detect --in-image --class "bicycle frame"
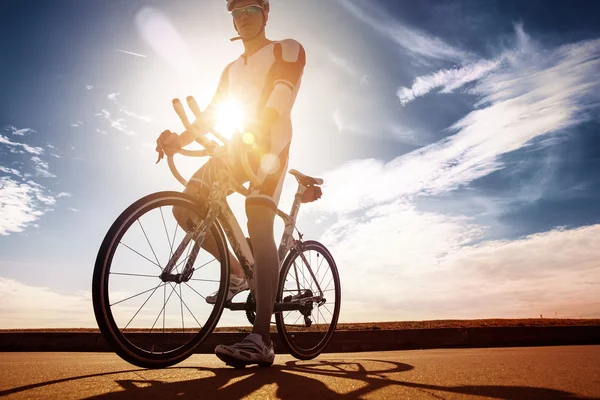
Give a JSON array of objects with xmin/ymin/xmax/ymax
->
[{"xmin": 160, "ymin": 160, "xmax": 323, "ymax": 303}]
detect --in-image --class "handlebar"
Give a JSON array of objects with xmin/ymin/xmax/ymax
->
[{"xmin": 162, "ymin": 96, "xmax": 262, "ymax": 190}]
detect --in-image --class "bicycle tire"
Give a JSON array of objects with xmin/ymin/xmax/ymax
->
[
  {"xmin": 275, "ymin": 240, "xmax": 341, "ymax": 360},
  {"xmin": 92, "ymin": 191, "xmax": 230, "ymax": 369}
]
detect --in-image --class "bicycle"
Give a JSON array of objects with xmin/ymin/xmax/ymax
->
[{"xmin": 92, "ymin": 96, "xmax": 341, "ymax": 369}]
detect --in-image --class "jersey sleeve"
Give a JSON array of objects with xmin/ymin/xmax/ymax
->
[{"xmin": 263, "ymin": 39, "xmax": 306, "ymax": 117}]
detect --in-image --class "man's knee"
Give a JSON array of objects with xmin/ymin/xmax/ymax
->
[
  {"xmin": 173, "ymin": 185, "xmax": 210, "ymax": 233},
  {"xmin": 246, "ymin": 204, "xmax": 276, "ymax": 239}
]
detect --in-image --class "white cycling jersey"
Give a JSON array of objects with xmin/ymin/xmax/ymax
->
[{"xmin": 206, "ymin": 39, "xmax": 306, "ymax": 160}]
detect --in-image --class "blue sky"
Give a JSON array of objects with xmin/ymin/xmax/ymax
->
[{"xmin": 1, "ymin": 0, "xmax": 599, "ymax": 328}]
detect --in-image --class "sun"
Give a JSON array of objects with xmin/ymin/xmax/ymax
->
[{"xmin": 213, "ymin": 98, "xmax": 245, "ymax": 139}]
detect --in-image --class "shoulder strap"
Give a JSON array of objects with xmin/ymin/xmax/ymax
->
[{"xmin": 273, "ymin": 42, "xmax": 282, "ymax": 62}]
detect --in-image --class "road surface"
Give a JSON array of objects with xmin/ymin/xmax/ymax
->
[{"xmin": 1, "ymin": 346, "xmax": 599, "ymax": 399}]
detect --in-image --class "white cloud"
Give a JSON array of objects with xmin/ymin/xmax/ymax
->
[
  {"xmin": 71, "ymin": 121, "xmax": 83, "ymax": 127},
  {"xmin": 116, "ymin": 49, "xmax": 147, "ymax": 58},
  {"xmin": 122, "ymin": 109, "xmax": 152, "ymax": 122},
  {"xmin": 336, "ymin": 0, "xmax": 472, "ymax": 62},
  {"xmin": 0, "ymin": 166, "xmax": 22, "ymax": 177},
  {"xmin": 86, "ymin": 85, "xmax": 94, "ymax": 90},
  {"xmin": 95, "ymin": 109, "xmax": 136, "ymax": 135},
  {"xmin": 332, "ymin": 109, "xmax": 362, "ymax": 133},
  {"xmin": 321, "ymin": 202, "xmax": 600, "ymax": 321},
  {"xmin": 31, "ymin": 156, "xmax": 56, "ymax": 178},
  {"xmin": 67, "ymin": 207, "xmax": 80, "ymax": 212},
  {"xmin": 398, "ymin": 58, "xmax": 503, "ymax": 105},
  {"xmin": 315, "ymin": 33, "xmax": 600, "ymax": 217},
  {"xmin": 108, "ymin": 93, "xmax": 119, "ymax": 102},
  {"xmin": 4, "ymin": 125, "xmax": 36, "ymax": 136},
  {"xmin": 327, "ymin": 52, "xmax": 360, "ymax": 78},
  {"xmin": 0, "ymin": 177, "xmax": 55, "ymax": 235},
  {"xmin": 57, "ymin": 192, "xmax": 72, "ymax": 198},
  {"xmin": 298, "ymin": 31, "xmax": 600, "ymax": 322},
  {"xmin": 0, "ymin": 135, "xmax": 44, "ymax": 155},
  {"xmin": 0, "ymin": 278, "xmax": 95, "ymax": 328}
]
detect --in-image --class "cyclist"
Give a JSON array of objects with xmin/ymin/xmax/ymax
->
[{"xmin": 157, "ymin": 0, "xmax": 306, "ymax": 367}]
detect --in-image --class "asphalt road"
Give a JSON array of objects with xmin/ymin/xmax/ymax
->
[{"xmin": 1, "ymin": 346, "xmax": 599, "ymax": 399}]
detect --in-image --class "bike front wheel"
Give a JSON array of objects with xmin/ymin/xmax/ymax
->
[
  {"xmin": 92, "ymin": 191, "xmax": 230, "ymax": 369},
  {"xmin": 275, "ymin": 240, "xmax": 341, "ymax": 360}
]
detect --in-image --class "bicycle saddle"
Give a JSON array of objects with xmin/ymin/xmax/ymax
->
[{"xmin": 289, "ymin": 169, "xmax": 324, "ymax": 186}]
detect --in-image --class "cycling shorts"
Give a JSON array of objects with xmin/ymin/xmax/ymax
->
[{"xmin": 186, "ymin": 145, "xmax": 290, "ymax": 212}]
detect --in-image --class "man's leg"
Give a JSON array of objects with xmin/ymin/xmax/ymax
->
[
  {"xmin": 172, "ymin": 163, "xmax": 244, "ymax": 278},
  {"xmin": 246, "ymin": 204, "xmax": 279, "ymax": 346}
]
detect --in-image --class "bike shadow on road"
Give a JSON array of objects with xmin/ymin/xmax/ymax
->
[{"xmin": 1, "ymin": 359, "xmax": 596, "ymax": 399}]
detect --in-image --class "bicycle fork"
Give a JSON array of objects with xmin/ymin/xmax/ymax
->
[{"xmin": 159, "ymin": 207, "xmax": 219, "ymax": 284}]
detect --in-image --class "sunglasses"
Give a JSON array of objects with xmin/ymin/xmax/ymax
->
[{"xmin": 230, "ymin": 5, "xmax": 264, "ymax": 19}]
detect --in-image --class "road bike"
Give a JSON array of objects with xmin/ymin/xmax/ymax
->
[{"xmin": 92, "ymin": 96, "xmax": 341, "ymax": 369}]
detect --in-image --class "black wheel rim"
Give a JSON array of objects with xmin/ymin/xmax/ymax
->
[
  {"xmin": 278, "ymin": 242, "xmax": 341, "ymax": 357},
  {"xmin": 96, "ymin": 194, "xmax": 228, "ymax": 362}
]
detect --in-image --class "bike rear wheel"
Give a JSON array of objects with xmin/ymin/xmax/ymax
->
[
  {"xmin": 275, "ymin": 240, "xmax": 341, "ymax": 360},
  {"xmin": 92, "ymin": 191, "xmax": 230, "ymax": 369}
]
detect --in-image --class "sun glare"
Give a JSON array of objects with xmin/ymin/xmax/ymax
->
[{"xmin": 214, "ymin": 98, "xmax": 245, "ymax": 139}]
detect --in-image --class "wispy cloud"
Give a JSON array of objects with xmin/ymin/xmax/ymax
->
[
  {"xmin": 4, "ymin": 125, "xmax": 36, "ymax": 136},
  {"xmin": 0, "ymin": 177, "xmax": 55, "ymax": 235},
  {"xmin": 122, "ymin": 109, "xmax": 152, "ymax": 122},
  {"xmin": 31, "ymin": 156, "xmax": 56, "ymax": 178},
  {"xmin": 336, "ymin": 0, "xmax": 472, "ymax": 62},
  {"xmin": 86, "ymin": 85, "xmax": 94, "ymax": 90},
  {"xmin": 398, "ymin": 58, "xmax": 503, "ymax": 105},
  {"xmin": 116, "ymin": 49, "xmax": 147, "ymax": 58},
  {"xmin": 0, "ymin": 166, "xmax": 22, "ymax": 177},
  {"xmin": 297, "ymin": 30, "xmax": 600, "ymax": 321},
  {"xmin": 95, "ymin": 109, "xmax": 136, "ymax": 135},
  {"xmin": 327, "ymin": 218, "xmax": 600, "ymax": 321},
  {"xmin": 0, "ymin": 277, "xmax": 94, "ymax": 328},
  {"xmin": 0, "ymin": 135, "xmax": 44, "ymax": 155},
  {"xmin": 315, "ymin": 32, "xmax": 600, "ymax": 216},
  {"xmin": 70, "ymin": 121, "xmax": 83, "ymax": 127}
]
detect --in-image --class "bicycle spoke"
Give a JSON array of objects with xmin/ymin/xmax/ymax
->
[
  {"xmin": 321, "ymin": 304, "xmax": 334, "ymax": 317},
  {"xmin": 179, "ymin": 284, "xmax": 184, "ymax": 333},
  {"xmin": 163, "ymin": 284, "xmax": 166, "ymax": 334},
  {"xmin": 188, "ymin": 278, "xmax": 220, "ymax": 283},
  {"xmin": 292, "ymin": 313, "xmax": 302, "ymax": 326},
  {"xmin": 160, "ymin": 207, "xmax": 182, "ymax": 275},
  {"xmin": 121, "ymin": 282, "xmax": 164, "ymax": 330},
  {"xmin": 149, "ymin": 283, "xmax": 177, "ymax": 333},
  {"xmin": 322, "ymin": 275, "xmax": 334, "ymax": 293},
  {"xmin": 171, "ymin": 221, "xmax": 179, "ymax": 257},
  {"xmin": 120, "ymin": 242, "xmax": 162, "ymax": 271},
  {"xmin": 317, "ymin": 307, "xmax": 330, "ymax": 326},
  {"xmin": 137, "ymin": 218, "xmax": 162, "ymax": 270},
  {"xmin": 183, "ymin": 282, "xmax": 207, "ymax": 301},
  {"xmin": 110, "ymin": 272, "xmax": 158, "ymax": 278},
  {"xmin": 159, "ymin": 207, "xmax": 173, "ymax": 260},
  {"xmin": 111, "ymin": 283, "xmax": 164, "ymax": 307},
  {"xmin": 169, "ymin": 282, "xmax": 203, "ymax": 329},
  {"xmin": 315, "ymin": 255, "xmax": 326, "ymax": 283},
  {"xmin": 193, "ymin": 258, "xmax": 217, "ymax": 272}
]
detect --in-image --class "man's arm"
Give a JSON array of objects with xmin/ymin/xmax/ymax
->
[{"xmin": 252, "ymin": 40, "xmax": 306, "ymax": 141}]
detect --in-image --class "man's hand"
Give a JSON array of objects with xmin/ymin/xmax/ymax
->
[{"xmin": 155, "ymin": 130, "xmax": 182, "ymax": 163}]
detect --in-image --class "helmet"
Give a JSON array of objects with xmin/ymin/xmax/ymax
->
[{"xmin": 227, "ymin": 0, "xmax": 269, "ymax": 12}]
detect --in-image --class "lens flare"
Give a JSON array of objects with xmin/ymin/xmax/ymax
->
[{"xmin": 214, "ymin": 98, "xmax": 245, "ymax": 138}]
